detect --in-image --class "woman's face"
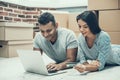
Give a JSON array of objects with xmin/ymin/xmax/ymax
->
[{"xmin": 77, "ymin": 19, "xmax": 92, "ymax": 37}]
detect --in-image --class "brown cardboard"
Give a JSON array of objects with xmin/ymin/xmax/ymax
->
[
  {"xmin": 41, "ymin": 10, "xmax": 69, "ymax": 28},
  {"xmin": 68, "ymin": 13, "xmax": 79, "ymax": 32},
  {"xmin": 0, "ymin": 22, "xmax": 34, "ymax": 40},
  {"xmin": 0, "ymin": 40, "xmax": 33, "ymax": 57},
  {"xmin": 107, "ymin": 32, "xmax": 120, "ymax": 44},
  {"xmin": 88, "ymin": 0, "xmax": 119, "ymax": 10},
  {"xmin": 53, "ymin": 13, "xmax": 68, "ymax": 28},
  {"xmin": 118, "ymin": 0, "xmax": 120, "ymax": 9},
  {"xmin": 99, "ymin": 10, "xmax": 120, "ymax": 32}
]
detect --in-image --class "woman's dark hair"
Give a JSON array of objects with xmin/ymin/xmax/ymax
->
[
  {"xmin": 76, "ymin": 11, "xmax": 101, "ymax": 34},
  {"xmin": 38, "ymin": 12, "xmax": 56, "ymax": 26}
]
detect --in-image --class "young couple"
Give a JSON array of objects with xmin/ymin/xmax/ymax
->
[{"xmin": 33, "ymin": 11, "xmax": 120, "ymax": 73}]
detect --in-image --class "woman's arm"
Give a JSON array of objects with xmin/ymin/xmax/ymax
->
[{"xmin": 74, "ymin": 60, "xmax": 100, "ymax": 72}]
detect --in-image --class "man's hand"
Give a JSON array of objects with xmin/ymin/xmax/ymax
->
[{"xmin": 47, "ymin": 63, "xmax": 62, "ymax": 71}]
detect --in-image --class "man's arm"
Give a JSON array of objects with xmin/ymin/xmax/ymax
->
[
  {"xmin": 60, "ymin": 48, "xmax": 78, "ymax": 68},
  {"xmin": 33, "ymin": 47, "xmax": 43, "ymax": 54},
  {"xmin": 47, "ymin": 48, "xmax": 78, "ymax": 71}
]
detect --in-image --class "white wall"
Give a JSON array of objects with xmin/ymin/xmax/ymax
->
[{"xmin": 1, "ymin": 0, "xmax": 88, "ymax": 8}]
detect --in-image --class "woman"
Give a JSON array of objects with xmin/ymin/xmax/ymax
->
[{"xmin": 75, "ymin": 11, "xmax": 120, "ymax": 73}]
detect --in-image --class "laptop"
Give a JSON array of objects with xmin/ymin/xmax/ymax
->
[{"xmin": 17, "ymin": 50, "xmax": 67, "ymax": 76}]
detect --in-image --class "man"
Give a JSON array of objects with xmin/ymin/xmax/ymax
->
[{"xmin": 33, "ymin": 12, "xmax": 78, "ymax": 71}]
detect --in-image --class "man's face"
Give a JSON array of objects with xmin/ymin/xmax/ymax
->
[{"xmin": 39, "ymin": 22, "xmax": 57, "ymax": 41}]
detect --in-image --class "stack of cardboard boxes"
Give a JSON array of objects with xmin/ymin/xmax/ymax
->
[
  {"xmin": 68, "ymin": 0, "xmax": 120, "ymax": 43},
  {"xmin": 0, "ymin": 0, "xmax": 120, "ymax": 58},
  {"xmin": 88, "ymin": 0, "xmax": 120, "ymax": 44},
  {"xmin": 68, "ymin": 13, "xmax": 80, "ymax": 37},
  {"xmin": 0, "ymin": 22, "xmax": 34, "ymax": 57}
]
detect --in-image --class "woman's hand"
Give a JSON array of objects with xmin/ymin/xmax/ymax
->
[
  {"xmin": 74, "ymin": 64, "xmax": 86, "ymax": 73},
  {"xmin": 74, "ymin": 60, "xmax": 100, "ymax": 73},
  {"xmin": 89, "ymin": 60, "xmax": 100, "ymax": 67}
]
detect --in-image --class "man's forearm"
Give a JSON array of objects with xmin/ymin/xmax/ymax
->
[{"xmin": 58, "ymin": 58, "xmax": 76, "ymax": 69}]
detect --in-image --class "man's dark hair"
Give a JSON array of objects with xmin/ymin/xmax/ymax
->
[
  {"xmin": 76, "ymin": 11, "xmax": 101, "ymax": 34},
  {"xmin": 38, "ymin": 12, "xmax": 56, "ymax": 26}
]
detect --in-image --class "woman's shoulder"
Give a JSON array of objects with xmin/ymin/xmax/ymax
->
[
  {"xmin": 99, "ymin": 31, "xmax": 110, "ymax": 39},
  {"xmin": 97, "ymin": 31, "xmax": 111, "ymax": 43}
]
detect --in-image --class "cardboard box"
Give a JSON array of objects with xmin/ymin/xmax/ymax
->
[
  {"xmin": 0, "ymin": 22, "xmax": 34, "ymax": 40},
  {"xmin": 88, "ymin": 0, "xmax": 119, "ymax": 10},
  {"xmin": 41, "ymin": 10, "xmax": 69, "ymax": 28},
  {"xmin": 107, "ymin": 32, "xmax": 120, "ymax": 44},
  {"xmin": 53, "ymin": 13, "xmax": 69, "ymax": 28},
  {"xmin": 0, "ymin": 40, "xmax": 33, "ymax": 57},
  {"xmin": 68, "ymin": 13, "xmax": 79, "ymax": 32},
  {"xmin": 99, "ymin": 10, "xmax": 120, "ymax": 32},
  {"xmin": 119, "ymin": 0, "xmax": 120, "ymax": 8}
]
